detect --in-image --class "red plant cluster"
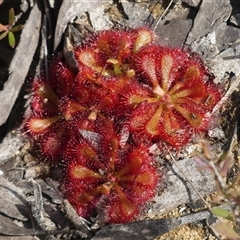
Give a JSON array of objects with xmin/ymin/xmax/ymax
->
[
  {"xmin": 64, "ymin": 132, "xmax": 158, "ymax": 223},
  {"xmin": 24, "ymin": 27, "xmax": 221, "ymax": 223}
]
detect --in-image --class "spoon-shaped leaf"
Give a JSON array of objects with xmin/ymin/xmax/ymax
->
[
  {"xmin": 8, "ymin": 8, "xmax": 15, "ymax": 27},
  {"xmin": 10, "ymin": 24, "xmax": 24, "ymax": 32},
  {"xmin": 0, "ymin": 23, "xmax": 8, "ymax": 32},
  {"xmin": 212, "ymin": 222, "xmax": 240, "ymax": 240},
  {"xmin": 0, "ymin": 31, "xmax": 8, "ymax": 40},
  {"xmin": 211, "ymin": 207, "xmax": 234, "ymax": 221},
  {"xmin": 8, "ymin": 32, "xmax": 15, "ymax": 48}
]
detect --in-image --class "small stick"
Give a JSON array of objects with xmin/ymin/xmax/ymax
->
[
  {"xmin": 153, "ymin": 0, "xmax": 175, "ymax": 31},
  {"xmin": 168, "ymin": 151, "xmax": 213, "ymax": 211}
]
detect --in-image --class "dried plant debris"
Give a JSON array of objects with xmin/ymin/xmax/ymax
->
[
  {"xmin": 0, "ymin": 176, "xmax": 86, "ymax": 239},
  {"xmin": 0, "ymin": 176, "xmax": 29, "ymax": 221},
  {"xmin": 151, "ymin": 158, "xmax": 216, "ymax": 215},
  {"xmin": 186, "ymin": 0, "xmax": 232, "ymax": 45},
  {"xmin": 92, "ymin": 210, "xmax": 211, "ymax": 240},
  {"xmin": 0, "ymin": 131, "xmax": 25, "ymax": 165},
  {"xmin": 0, "ymin": 3, "xmax": 41, "ymax": 126},
  {"xmin": 54, "ymin": 0, "xmax": 111, "ymax": 50}
]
